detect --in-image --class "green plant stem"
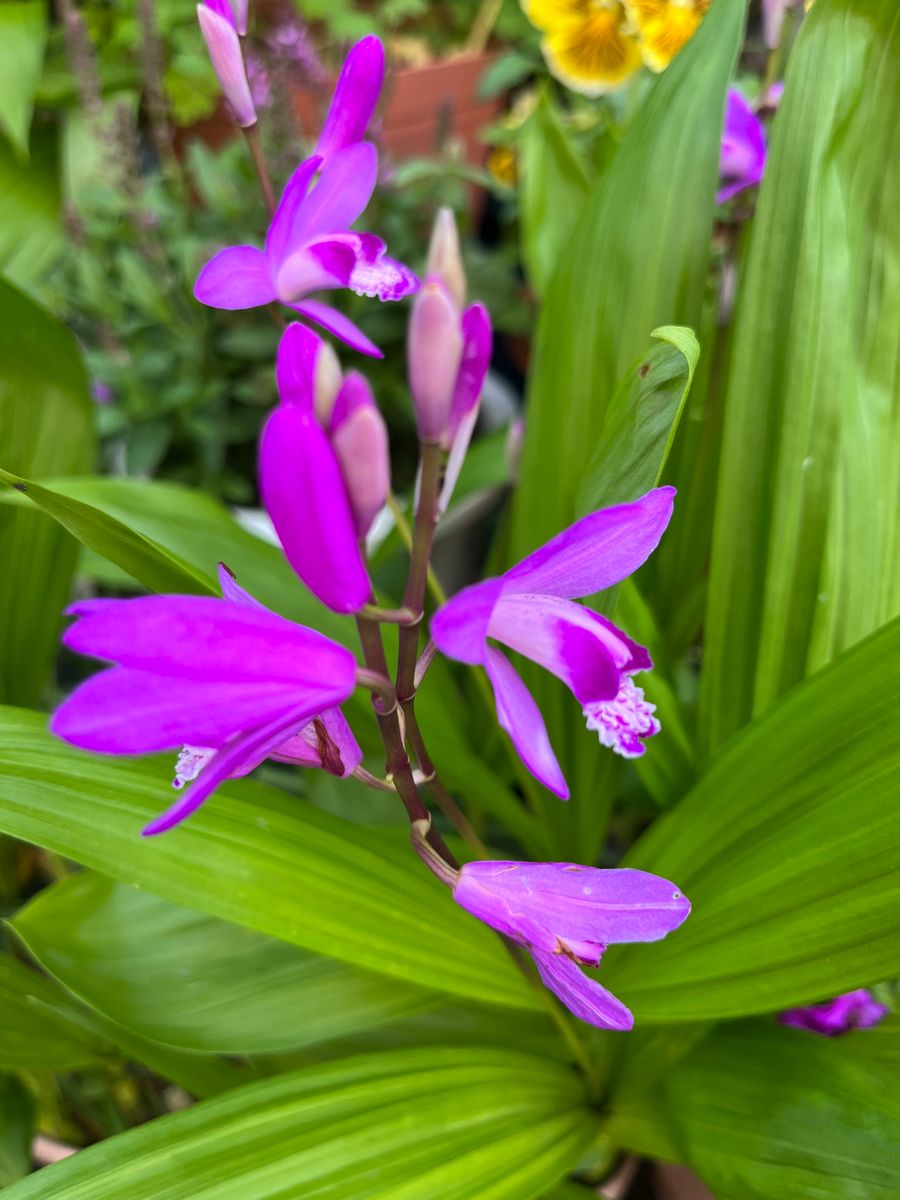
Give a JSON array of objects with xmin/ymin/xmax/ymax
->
[
  {"xmin": 387, "ymin": 492, "xmax": 446, "ymax": 606},
  {"xmin": 396, "ymin": 442, "xmax": 444, "ymax": 701},
  {"xmin": 243, "ymin": 124, "xmax": 277, "ymax": 216},
  {"xmin": 404, "ymin": 706, "xmax": 489, "ymax": 856}
]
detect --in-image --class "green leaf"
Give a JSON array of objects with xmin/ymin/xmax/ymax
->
[
  {"xmin": 0, "ymin": 1074, "xmax": 33, "ymax": 1187},
  {"xmin": 576, "ymin": 326, "xmax": 699, "ymax": 516},
  {"xmin": 700, "ymin": 0, "xmax": 900, "ymax": 754},
  {"xmin": 0, "ymin": 2, "xmax": 47, "ymax": 155},
  {"xmin": 0, "ymin": 127, "xmax": 62, "ymax": 289},
  {"xmin": 3, "ymin": 1048, "xmax": 594, "ymax": 1200},
  {"xmin": 663, "ymin": 1021, "xmax": 900, "ymax": 1199},
  {"xmin": 11, "ymin": 872, "xmax": 437, "ymax": 1055},
  {"xmin": 604, "ymin": 616, "xmax": 900, "ymax": 1021},
  {"xmin": 0, "ymin": 953, "xmax": 109, "ymax": 1071},
  {"xmin": 520, "ymin": 88, "xmax": 591, "ymax": 298},
  {"xmin": 0, "ymin": 470, "xmax": 217, "ymax": 598},
  {"xmin": 0, "ymin": 279, "xmax": 93, "ymax": 707},
  {"xmin": 0, "ymin": 707, "xmax": 538, "ymax": 1012}
]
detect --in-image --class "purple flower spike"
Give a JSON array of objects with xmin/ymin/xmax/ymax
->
[
  {"xmin": 780, "ymin": 990, "xmax": 889, "ymax": 1037},
  {"xmin": 453, "ymin": 861, "xmax": 690, "ymax": 1030},
  {"xmin": 315, "ymin": 35, "xmax": 385, "ymax": 163},
  {"xmin": 51, "ymin": 573, "xmax": 359, "ymax": 834},
  {"xmin": 717, "ymin": 89, "xmax": 767, "ymax": 205},
  {"xmin": 259, "ymin": 324, "xmax": 378, "ymax": 613},
  {"xmin": 197, "ymin": 0, "xmax": 257, "ymax": 128},
  {"xmin": 431, "ymin": 488, "xmax": 675, "ymax": 797}
]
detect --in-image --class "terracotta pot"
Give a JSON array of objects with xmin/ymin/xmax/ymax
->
[{"xmin": 653, "ymin": 1164, "xmax": 716, "ymax": 1200}]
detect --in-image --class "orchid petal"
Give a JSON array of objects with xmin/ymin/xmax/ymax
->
[
  {"xmin": 720, "ymin": 90, "xmax": 766, "ymax": 180},
  {"xmin": 217, "ymin": 563, "xmax": 266, "ymax": 609},
  {"xmin": 265, "ymin": 155, "xmax": 322, "ymax": 267},
  {"xmin": 430, "ymin": 577, "xmax": 505, "ymax": 665},
  {"xmin": 259, "ymin": 403, "xmax": 371, "ymax": 613},
  {"xmin": 194, "ymin": 245, "xmax": 275, "ymax": 310},
  {"xmin": 274, "ymin": 240, "xmax": 357, "ymax": 303},
  {"xmin": 347, "ymin": 244, "xmax": 418, "ymax": 302},
  {"xmin": 62, "ymin": 596, "xmax": 356, "ymax": 687},
  {"xmin": 291, "ymin": 300, "xmax": 383, "ymax": 358},
  {"xmin": 531, "ymin": 950, "xmax": 634, "ymax": 1031},
  {"xmin": 291, "ymin": 142, "xmax": 378, "ymax": 245},
  {"xmin": 273, "ymin": 706, "xmax": 363, "ymax": 777},
  {"xmin": 315, "ymin": 35, "xmax": 385, "ymax": 162},
  {"xmin": 446, "ymin": 303, "xmax": 492, "ymax": 445},
  {"xmin": 143, "ymin": 701, "xmax": 319, "ymax": 835},
  {"xmin": 484, "ymin": 647, "xmax": 568, "ymax": 800},
  {"xmin": 197, "ymin": 3, "xmax": 256, "ymax": 128},
  {"xmin": 275, "ymin": 322, "xmax": 321, "ymax": 412},
  {"xmin": 503, "ymin": 487, "xmax": 676, "ymax": 599}
]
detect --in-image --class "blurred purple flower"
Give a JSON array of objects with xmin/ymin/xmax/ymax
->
[
  {"xmin": 267, "ymin": 18, "xmax": 327, "ymax": 85},
  {"xmin": 780, "ymin": 990, "xmax": 889, "ymax": 1037},
  {"xmin": 454, "ymin": 861, "xmax": 690, "ymax": 1029},
  {"xmin": 51, "ymin": 566, "xmax": 359, "ymax": 835},
  {"xmin": 194, "ymin": 37, "xmax": 417, "ymax": 357},
  {"xmin": 259, "ymin": 323, "xmax": 388, "ymax": 613},
  {"xmin": 90, "ymin": 380, "xmax": 113, "ymax": 406},
  {"xmin": 431, "ymin": 488, "xmax": 674, "ymax": 798},
  {"xmin": 245, "ymin": 53, "xmax": 272, "ymax": 109},
  {"xmin": 718, "ymin": 89, "xmax": 767, "ymax": 204}
]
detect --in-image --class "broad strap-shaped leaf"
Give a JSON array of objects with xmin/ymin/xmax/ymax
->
[
  {"xmin": 603, "ymin": 615, "xmax": 900, "ymax": 1021},
  {"xmin": 0, "ymin": 280, "xmax": 93, "ymax": 707},
  {"xmin": 12, "ymin": 872, "xmax": 437, "ymax": 1055},
  {"xmin": 700, "ymin": 0, "xmax": 900, "ymax": 753},
  {"xmin": 0, "ymin": 2, "xmax": 47, "ymax": 155},
  {"xmin": 0, "ymin": 1075, "xmax": 33, "ymax": 1187},
  {"xmin": 0, "ymin": 707, "xmax": 538, "ymax": 1011},
  {"xmin": 0, "ymin": 953, "xmax": 110, "ymax": 1071},
  {"xmin": 3, "ymin": 1048, "xmax": 595, "ymax": 1200}
]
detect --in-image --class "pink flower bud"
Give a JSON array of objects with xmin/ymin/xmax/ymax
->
[
  {"xmin": 232, "ymin": 0, "xmax": 249, "ymax": 36},
  {"xmin": 313, "ymin": 339, "xmax": 343, "ymax": 426},
  {"xmin": 197, "ymin": 0, "xmax": 257, "ymax": 128},
  {"xmin": 425, "ymin": 207, "xmax": 466, "ymax": 311},
  {"xmin": 330, "ymin": 371, "xmax": 390, "ymax": 537},
  {"xmin": 407, "ymin": 276, "xmax": 463, "ymax": 443}
]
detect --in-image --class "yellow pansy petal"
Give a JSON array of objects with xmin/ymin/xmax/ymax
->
[
  {"xmin": 637, "ymin": 4, "xmax": 707, "ymax": 71},
  {"xmin": 543, "ymin": 11, "xmax": 643, "ymax": 95},
  {"xmin": 523, "ymin": 0, "xmax": 592, "ymax": 33},
  {"xmin": 627, "ymin": 0, "xmax": 668, "ymax": 19}
]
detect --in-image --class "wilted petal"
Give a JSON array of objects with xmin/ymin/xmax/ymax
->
[
  {"xmin": 531, "ymin": 950, "xmax": 634, "ymax": 1031},
  {"xmin": 484, "ymin": 648, "xmax": 569, "ymax": 800},
  {"xmin": 273, "ymin": 706, "xmax": 363, "ymax": 777},
  {"xmin": 291, "ymin": 142, "xmax": 378, "ymax": 245},
  {"xmin": 259, "ymin": 402, "xmax": 371, "ymax": 613},
  {"xmin": 315, "ymin": 35, "xmax": 385, "ymax": 162},
  {"xmin": 194, "ymin": 245, "xmax": 276, "ymax": 309},
  {"xmin": 265, "ymin": 155, "xmax": 323, "ymax": 268},
  {"xmin": 503, "ymin": 487, "xmax": 675, "ymax": 599},
  {"xmin": 291, "ymin": 299, "xmax": 383, "ymax": 358},
  {"xmin": 430, "ymin": 576, "xmax": 505, "ymax": 665}
]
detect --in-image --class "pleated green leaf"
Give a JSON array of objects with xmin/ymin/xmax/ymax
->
[
  {"xmin": 11, "ymin": 872, "xmax": 437, "ymax": 1054},
  {"xmin": 0, "ymin": 953, "xmax": 110, "ymax": 1071},
  {"xmin": 664, "ymin": 1021, "xmax": 900, "ymax": 1199},
  {"xmin": 0, "ymin": 1075, "xmax": 33, "ymax": 1187},
  {"xmin": 4, "ymin": 1048, "xmax": 594, "ymax": 1200},
  {"xmin": 0, "ymin": 707, "xmax": 537, "ymax": 1011},
  {"xmin": 0, "ymin": 280, "xmax": 93, "ymax": 707},
  {"xmin": 0, "ymin": 2, "xmax": 47, "ymax": 155},
  {"xmin": 604, "ymin": 616, "xmax": 900, "ymax": 1021},
  {"xmin": 701, "ymin": 0, "xmax": 900, "ymax": 753}
]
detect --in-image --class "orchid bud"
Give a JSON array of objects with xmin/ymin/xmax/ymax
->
[
  {"xmin": 407, "ymin": 276, "xmax": 463, "ymax": 443},
  {"xmin": 197, "ymin": 0, "xmax": 257, "ymax": 128},
  {"xmin": 232, "ymin": 0, "xmax": 249, "ymax": 36},
  {"xmin": 330, "ymin": 371, "xmax": 390, "ymax": 538},
  {"xmin": 315, "ymin": 35, "xmax": 385, "ymax": 162},
  {"xmin": 313, "ymin": 339, "xmax": 344, "ymax": 426},
  {"xmin": 425, "ymin": 207, "xmax": 466, "ymax": 312},
  {"xmin": 438, "ymin": 302, "xmax": 493, "ymax": 514}
]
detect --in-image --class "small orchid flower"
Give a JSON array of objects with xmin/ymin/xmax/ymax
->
[
  {"xmin": 197, "ymin": 0, "xmax": 256, "ymax": 127},
  {"xmin": 194, "ymin": 38, "xmax": 417, "ymax": 358},
  {"xmin": 51, "ymin": 571, "xmax": 360, "ymax": 836},
  {"xmin": 453, "ymin": 860, "xmax": 691, "ymax": 1029},
  {"xmin": 431, "ymin": 488, "xmax": 675, "ymax": 798},
  {"xmin": 315, "ymin": 35, "xmax": 385, "ymax": 163},
  {"xmin": 260, "ymin": 323, "xmax": 389, "ymax": 614},
  {"xmin": 779, "ymin": 990, "xmax": 888, "ymax": 1037},
  {"xmin": 717, "ymin": 89, "xmax": 767, "ymax": 205}
]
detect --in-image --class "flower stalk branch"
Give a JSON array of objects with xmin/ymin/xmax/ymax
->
[{"xmin": 242, "ymin": 124, "xmax": 277, "ymax": 215}]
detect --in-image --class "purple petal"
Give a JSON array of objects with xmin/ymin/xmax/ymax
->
[
  {"xmin": 275, "ymin": 239, "xmax": 358, "ymax": 303},
  {"xmin": 194, "ymin": 245, "xmax": 275, "ymax": 310},
  {"xmin": 62, "ymin": 596, "xmax": 355, "ymax": 686},
  {"xmin": 265, "ymin": 155, "xmax": 322, "ymax": 269},
  {"xmin": 315, "ymin": 35, "xmax": 385, "ymax": 162},
  {"xmin": 197, "ymin": 3, "xmax": 256, "ymax": 127},
  {"xmin": 275, "ymin": 322, "xmax": 321, "ymax": 411},
  {"xmin": 407, "ymin": 277, "xmax": 463, "ymax": 442},
  {"xmin": 716, "ymin": 171, "xmax": 764, "ymax": 205},
  {"xmin": 291, "ymin": 142, "xmax": 378, "ymax": 246},
  {"xmin": 446, "ymin": 303, "xmax": 492, "ymax": 446},
  {"xmin": 217, "ymin": 563, "xmax": 266, "ymax": 609},
  {"xmin": 718, "ymin": 89, "xmax": 767, "ymax": 203},
  {"xmin": 291, "ymin": 300, "xmax": 383, "ymax": 358},
  {"xmin": 272, "ymin": 706, "xmax": 363, "ymax": 777},
  {"xmin": 503, "ymin": 487, "xmax": 676, "ymax": 599},
  {"xmin": 780, "ymin": 990, "xmax": 889, "ymax": 1037},
  {"xmin": 259, "ymin": 403, "xmax": 371, "ymax": 613},
  {"xmin": 531, "ymin": 950, "xmax": 633, "ymax": 1031},
  {"xmin": 430, "ymin": 576, "xmax": 505, "ymax": 665},
  {"xmin": 231, "ymin": 0, "xmax": 248, "ymax": 35},
  {"xmin": 584, "ymin": 675, "xmax": 660, "ymax": 759},
  {"xmin": 484, "ymin": 647, "xmax": 568, "ymax": 800},
  {"xmin": 143, "ymin": 701, "xmax": 319, "ymax": 835},
  {"xmin": 347, "ymin": 242, "xmax": 418, "ymax": 302},
  {"xmin": 51, "ymin": 668, "xmax": 328, "ymax": 755},
  {"xmin": 330, "ymin": 372, "xmax": 390, "ymax": 537}
]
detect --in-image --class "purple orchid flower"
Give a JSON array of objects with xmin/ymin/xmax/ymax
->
[
  {"xmin": 194, "ymin": 37, "xmax": 417, "ymax": 358},
  {"xmin": 51, "ymin": 567, "xmax": 360, "ymax": 836},
  {"xmin": 197, "ymin": 0, "xmax": 256, "ymax": 127},
  {"xmin": 259, "ymin": 323, "xmax": 388, "ymax": 614},
  {"xmin": 453, "ymin": 861, "xmax": 691, "ymax": 1029},
  {"xmin": 779, "ymin": 990, "xmax": 889, "ymax": 1037},
  {"xmin": 717, "ymin": 89, "xmax": 767, "ymax": 205},
  {"xmin": 431, "ymin": 488, "xmax": 675, "ymax": 798}
]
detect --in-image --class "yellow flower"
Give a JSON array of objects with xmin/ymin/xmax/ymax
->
[
  {"xmin": 627, "ymin": 0, "xmax": 712, "ymax": 72},
  {"xmin": 524, "ymin": 1, "xmax": 642, "ymax": 96}
]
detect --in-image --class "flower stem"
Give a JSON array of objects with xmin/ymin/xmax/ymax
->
[
  {"xmin": 387, "ymin": 492, "xmax": 447, "ymax": 607},
  {"xmin": 361, "ymin": 602, "xmax": 419, "ymax": 625},
  {"xmin": 397, "ymin": 441, "xmax": 443, "ymax": 700},
  {"xmin": 243, "ymin": 123, "xmax": 277, "ymax": 216}
]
